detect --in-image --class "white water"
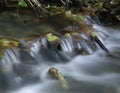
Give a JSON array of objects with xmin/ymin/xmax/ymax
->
[{"xmin": 0, "ymin": 24, "xmax": 120, "ymax": 93}]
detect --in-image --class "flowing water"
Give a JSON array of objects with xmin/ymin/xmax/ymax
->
[{"xmin": 0, "ymin": 11, "xmax": 120, "ymax": 93}]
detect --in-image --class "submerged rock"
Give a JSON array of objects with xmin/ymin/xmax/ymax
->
[{"xmin": 48, "ymin": 67, "xmax": 69, "ymax": 89}]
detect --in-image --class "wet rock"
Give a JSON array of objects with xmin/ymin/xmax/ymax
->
[
  {"xmin": 39, "ymin": 47, "xmax": 62, "ymax": 62},
  {"xmin": 59, "ymin": 33, "xmax": 97, "ymax": 56},
  {"xmin": 0, "ymin": 37, "xmax": 19, "ymax": 58},
  {"xmin": 0, "ymin": 10, "xmax": 99, "ymax": 58},
  {"xmin": 48, "ymin": 67, "xmax": 69, "ymax": 89}
]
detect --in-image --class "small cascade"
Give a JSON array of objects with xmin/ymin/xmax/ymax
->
[
  {"xmin": 30, "ymin": 39, "xmax": 44, "ymax": 62},
  {"xmin": 0, "ymin": 10, "xmax": 120, "ymax": 93},
  {"xmin": 93, "ymin": 24, "xmax": 110, "ymax": 40},
  {"xmin": 60, "ymin": 34, "xmax": 97, "ymax": 56},
  {"xmin": 29, "ymin": 38, "xmax": 70, "ymax": 62},
  {"xmin": 0, "ymin": 49, "xmax": 21, "ymax": 90},
  {"xmin": 0, "ymin": 48, "xmax": 42, "ymax": 91},
  {"xmin": 60, "ymin": 36, "xmax": 74, "ymax": 56},
  {"xmin": 84, "ymin": 15, "xmax": 101, "ymax": 25}
]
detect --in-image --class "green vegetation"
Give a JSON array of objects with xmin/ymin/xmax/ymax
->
[
  {"xmin": 18, "ymin": 0, "xmax": 27, "ymax": 7},
  {"xmin": 47, "ymin": 33, "xmax": 59, "ymax": 42},
  {"xmin": 91, "ymin": 32, "xmax": 96, "ymax": 38},
  {"xmin": 0, "ymin": 37, "xmax": 19, "ymax": 58},
  {"xmin": 0, "ymin": 0, "xmax": 119, "ymax": 24},
  {"xmin": 0, "ymin": 0, "xmax": 119, "ymax": 57}
]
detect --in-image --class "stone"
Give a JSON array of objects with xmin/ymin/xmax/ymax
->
[{"xmin": 48, "ymin": 67, "xmax": 69, "ymax": 89}]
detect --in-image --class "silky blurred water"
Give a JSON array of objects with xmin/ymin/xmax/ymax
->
[
  {"xmin": 0, "ymin": 24, "xmax": 119, "ymax": 93},
  {"xmin": 0, "ymin": 11, "xmax": 120, "ymax": 93}
]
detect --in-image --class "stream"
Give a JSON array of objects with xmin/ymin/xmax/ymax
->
[{"xmin": 0, "ymin": 11, "xmax": 120, "ymax": 93}]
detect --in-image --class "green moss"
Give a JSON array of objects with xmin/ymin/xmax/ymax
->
[
  {"xmin": 0, "ymin": 38, "xmax": 19, "ymax": 58},
  {"xmin": 48, "ymin": 67, "xmax": 69, "ymax": 89},
  {"xmin": 64, "ymin": 33, "xmax": 71, "ymax": 37},
  {"xmin": 72, "ymin": 14, "xmax": 84, "ymax": 21},
  {"xmin": 18, "ymin": 0, "xmax": 27, "ymax": 7},
  {"xmin": 47, "ymin": 33, "xmax": 59, "ymax": 42},
  {"xmin": 91, "ymin": 32, "xmax": 96, "ymax": 38}
]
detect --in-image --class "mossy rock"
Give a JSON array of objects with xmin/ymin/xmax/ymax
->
[
  {"xmin": 48, "ymin": 67, "xmax": 69, "ymax": 89},
  {"xmin": 0, "ymin": 37, "xmax": 19, "ymax": 58}
]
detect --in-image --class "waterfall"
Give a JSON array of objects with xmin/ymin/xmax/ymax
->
[
  {"xmin": 0, "ymin": 49, "xmax": 21, "ymax": 90},
  {"xmin": 0, "ymin": 15, "xmax": 120, "ymax": 93}
]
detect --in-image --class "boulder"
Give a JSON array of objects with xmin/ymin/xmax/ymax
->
[{"xmin": 48, "ymin": 67, "xmax": 69, "ymax": 89}]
